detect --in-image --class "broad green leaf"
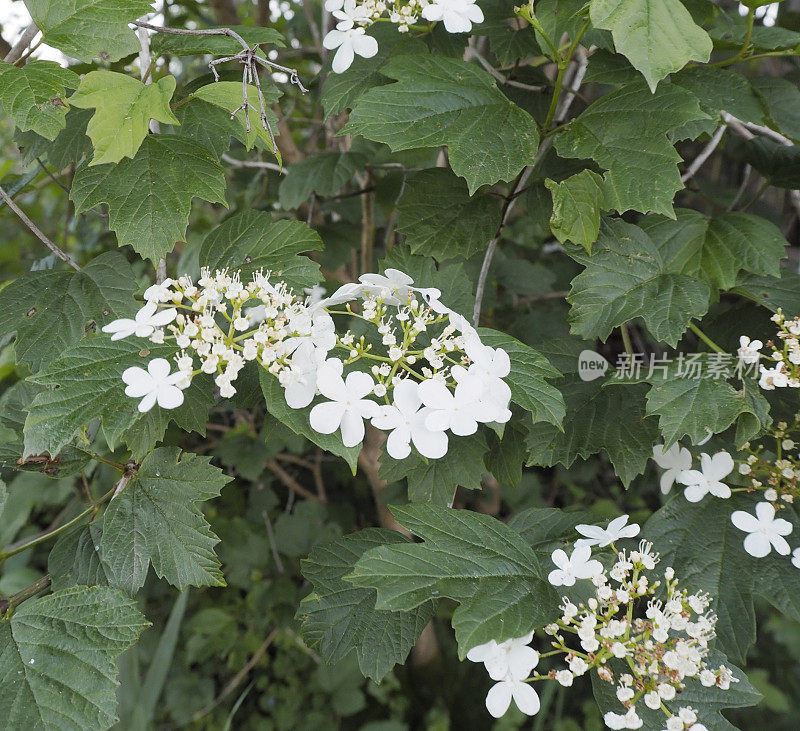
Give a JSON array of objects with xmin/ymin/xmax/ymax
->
[
  {"xmin": 555, "ymin": 80, "xmax": 709, "ymax": 216},
  {"xmin": 484, "ymin": 421, "xmax": 528, "ymax": 489},
  {"xmin": 566, "ymin": 219, "xmax": 710, "ymax": 345},
  {"xmin": 640, "ymin": 209, "xmax": 787, "ymax": 293},
  {"xmin": 259, "ymin": 370, "xmax": 360, "ymax": 473},
  {"xmin": 380, "ymin": 432, "xmax": 489, "ymax": 505},
  {"xmin": 647, "ymin": 495, "xmax": 800, "ymax": 664},
  {"xmin": 477, "ymin": 328, "xmax": 565, "ymax": 427},
  {"xmin": 0, "ymin": 585, "xmax": 148, "ymax": 730},
  {"xmin": 738, "ymin": 136, "xmax": 800, "ymax": 189},
  {"xmin": 299, "ymin": 529, "xmax": 435, "ymax": 681},
  {"xmin": 591, "ymin": 651, "xmax": 761, "ymax": 729},
  {"xmin": 15, "ymin": 107, "xmax": 92, "ymax": 169},
  {"xmin": 69, "ymin": 72, "xmax": 179, "ymax": 166},
  {"xmin": 0, "ymin": 60, "xmax": 78, "ymax": 140},
  {"xmin": 190, "ymin": 82, "xmax": 280, "ymax": 154},
  {"xmin": 70, "ymin": 135, "xmax": 227, "ymax": 263},
  {"xmin": 508, "ymin": 507, "xmax": 593, "ymax": 549},
  {"xmin": 150, "ymin": 25, "xmax": 284, "ymax": 55},
  {"xmin": 23, "ymin": 0, "xmax": 154, "ymax": 63},
  {"xmin": 279, "ymin": 151, "xmax": 367, "ymax": 209},
  {"xmin": 348, "ymin": 504, "xmax": 560, "ymax": 655},
  {"xmin": 342, "ymin": 54, "xmax": 540, "ymax": 194},
  {"xmin": 48, "ymin": 523, "xmax": 110, "ymax": 590},
  {"xmin": 751, "ymin": 76, "xmax": 800, "ymax": 143},
  {"xmin": 0, "ymin": 251, "xmax": 137, "ymax": 372},
  {"xmin": 199, "ymin": 211, "xmax": 322, "ymax": 291},
  {"xmin": 545, "ymin": 170, "xmax": 605, "ymax": 252},
  {"xmin": 23, "ymin": 335, "xmax": 210, "ymax": 458},
  {"xmin": 172, "ymin": 98, "xmax": 241, "ymax": 157},
  {"xmin": 100, "ymin": 447, "xmax": 231, "ymax": 593},
  {"xmin": 396, "ymin": 168, "xmax": 500, "ymax": 261},
  {"xmin": 589, "ymin": 0, "xmax": 712, "ymax": 91},
  {"xmin": 525, "ymin": 377, "xmax": 659, "ymax": 487},
  {"xmin": 478, "ymin": 0, "xmax": 541, "ymax": 65},
  {"xmin": 709, "ymin": 15, "xmax": 800, "ymax": 52},
  {"xmin": 732, "ymin": 269, "xmax": 800, "ymax": 314}
]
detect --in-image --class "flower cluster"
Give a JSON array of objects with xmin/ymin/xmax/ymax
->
[
  {"xmin": 466, "ymin": 517, "xmax": 737, "ymax": 729},
  {"xmin": 740, "ymin": 310, "xmax": 800, "ymax": 389},
  {"xmin": 652, "ymin": 443, "xmax": 734, "ymax": 503},
  {"xmin": 102, "ymin": 267, "xmax": 512, "ymax": 460},
  {"xmin": 322, "ymin": 0, "xmax": 484, "ymax": 72}
]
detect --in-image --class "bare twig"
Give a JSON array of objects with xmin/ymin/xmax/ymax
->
[
  {"xmin": 465, "ymin": 45, "xmax": 544, "ymax": 92},
  {"xmin": 0, "ymin": 184, "xmax": 80, "ymax": 270},
  {"xmin": 220, "ymin": 152, "xmax": 285, "ymax": 173},
  {"xmin": 727, "ymin": 164, "xmax": 752, "ymax": 211},
  {"xmin": 681, "ymin": 124, "xmax": 727, "ymax": 183},
  {"xmin": 3, "ymin": 22, "xmax": 39, "ymax": 64},
  {"xmin": 262, "ymin": 510, "xmax": 285, "ymax": 573},
  {"xmin": 35, "ymin": 158, "xmax": 69, "ymax": 194},
  {"xmin": 266, "ymin": 459, "xmax": 323, "ymax": 502}
]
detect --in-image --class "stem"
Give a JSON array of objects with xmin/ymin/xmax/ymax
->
[
  {"xmin": 3, "ymin": 22, "xmax": 39, "ymax": 64},
  {"xmin": 0, "ymin": 575, "xmax": 51, "ymax": 616},
  {"xmin": 713, "ymin": 8, "xmax": 755, "ymax": 67},
  {"xmin": 543, "ymin": 63, "xmax": 567, "ymax": 132},
  {"xmin": 689, "ymin": 322, "xmax": 725, "ymax": 354},
  {"xmin": 620, "ymin": 323, "xmax": 634, "ymax": 356}
]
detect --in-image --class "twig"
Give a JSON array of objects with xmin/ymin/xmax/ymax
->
[
  {"xmin": 681, "ymin": 124, "xmax": 727, "ymax": 183},
  {"xmin": 35, "ymin": 158, "xmax": 69, "ymax": 193},
  {"xmin": 262, "ymin": 511, "xmax": 285, "ymax": 573},
  {"xmin": 220, "ymin": 152, "xmax": 285, "ymax": 173},
  {"xmin": 727, "ymin": 164, "xmax": 752, "ymax": 211},
  {"xmin": 266, "ymin": 459, "xmax": 323, "ymax": 502},
  {"xmin": 0, "ymin": 184, "xmax": 80, "ymax": 270},
  {"xmin": 465, "ymin": 45, "xmax": 544, "ymax": 91},
  {"xmin": 3, "ymin": 22, "xmax": 39, "ymax": 64},
  {"xmin": 0, "ymin": 575, "xmax": 51, "ymax": 616}
]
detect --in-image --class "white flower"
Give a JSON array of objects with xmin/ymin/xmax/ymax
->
[
  {"xmin": 731, "ymin": 501, "xmax": 793, "ymax": 557},
  {"xmin": 280, "ymin": 347, "xmax": 327, "ymax": 409},
  {"xmin": 547, "ymin": 544, "xmax": 603, "ymax": 587},
  {"xmin": 359, "ymin": 268, "xmax": 414, "ymax": 304},
  {"xmin": 324, "ymin": 0, "xmax": 344, "ymax": 10},
  {"xmin": 575, "ymin": 515, "xmax": 640, "ymax": 548},
  {"xmin": 419, "ymin": 377, "xmax": 484, "ymax": 436},
  {"xmin": 143, "ymin": 278, "xmax": 174, "ymax": 302},
  {"xmin": 122, "ymin": 358, "xmax": 186, "ymax": 412},
  {"xmin": 651, "ymin": 442, "xmax": 692, "ymax": 494},
  {"xmin": 484, "ymin": 677, "xmax": 540, "ymax": 718},
  {"xmin": 555, "ymin": 669, "xmax": 573, "ymax": 686},
  {"xmin": 759, "ymin": 364, "xmax": 789, "ymax": 390},
  {"xmin": 452, "ymin": 340, "xmax": 512, "ymax": 423},
  {"xmin": 332, "ymin": 0, "xmax": 371, "ymax": 29},
  {"xmin": 421, "ymin": 0, "xmax": 484, "ymax": 34},
  {"xmin": 317, "ymin": 282, "xmax": 365, "ymax": 308},
  {"xmin": 792, "ymin": 547, "xmax": 800, "ymax": 569},
  {"xmin": 676, "ymin": 451, "xmax": 734, "ymax": 503},
  {"xmin": 467, "ymin": 632, "xmax": 538, "ymax": 681},
  {"xmin": 102, "ymin": 302, "xmax": 177, "ymax": 340},
  {"xmin": 324, "ymin": 27, "xmax": 379, "ymax": 73},
  {"xmin": 605, "ymin": 707, "xmax": 643, "ymax": 729},
  {"xmin": 414, "ymin": 286, "xmax": 451, "ymax": 315},
  {"xmin": 309, "ymin": 359, "xmax": 379, "ymax": 446},
  {"xmin": 371, "ymin": 379, "xmax": 448, "ymax": 459},
  {"xmin": 738, "ymin": 335, "xmax": 763, "ymax": 365}
]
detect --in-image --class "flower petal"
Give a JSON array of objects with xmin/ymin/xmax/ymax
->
[
  {"xmin": 156, "ymin": 385, "xmax": 184, "ymax": 410},
  {"xmin": 743, "ymin": 531, "xmax": 771, "ymax": 558},
  {"xmin": 310, "ymin": 401, "xmax": 346, "ymax": 434},
  {"xmin": 340, "ymin": 408, "xmax": 365, "ymax": 447},
  {"xmin": 485, "ymin": 682, "xmax": 512, "ymax": 718},
  {"xmin": 511, "ymin": 680, "xmax": 540, "ymax": 716}
]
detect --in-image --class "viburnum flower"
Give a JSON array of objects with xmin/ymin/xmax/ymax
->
[
  {"xmin": 371, "ymin": 379, "xmax": 448, "ymax": 459},
  {"xmin": 359, "ymin": 268, "xmax": 414, "ymax": 304},
  {"xmin": 143, "ymin": 278, "xmax": 174, "ymax": 302},
  {"xmin": 419, "ymin": 377, "xmax": 484, "ymax": 435},
  {"xmin": 323, "ymin": 26, "xmax": 378, "ymax": 73},
  {"xmin": 731, "ymin": 501, "xmax": 793, "ymax": 557},
  {"xmin": 309, "ymin": 359, "xmax": 380, "ymax": 446},
  {"xmin": 122, "ymin": 358, "xmax": 186, "ymax": 412},
  {"xmin": 737, "ymin": 335, "xmax": 763, "ymax": 365},
  {"xmin": 547, "ymin": 544, "xmax": 603, "ymax": 587},
  {"xmin": 485, "ymin": 677, "xmax": 540, "ymax": 718},
  {"xmin": 421, "ymin": 0, "xmax": 484, "ymax": 34},
  {"xmin": 676, "ymin": 451, "xmax": 734, "ymax": 502},
  {"xmin": 575, "ymin": 515, "xmax": 640, "ymax": 548},
  {"xmin": 332, "ymin": 0, "xmax": 371, "ymax": 29},
  {"xmin": 793, "ymin": 547, "xmax": 800, "ymax": 569},
  {"xmin": 652, "ymin": 442, "xmax": 692, "ymax": 494},
  {"xmin": 452, "ymin": 340, "xmax": 512, "ymax": 423},
  {"xmin": 318, "ymin": 281, "xmax": 366, "ymax": 307},
  {"xmin": 604, "ymin": 707, "xmax": 644, "ymax": 729},
  {"xmin": 280, "ymin": 349, "xmax": 326, "ymax": 409},
  {"xmin": 467, "ymin": 632, "xmax": 538, "ymax": 681},
  {"xmin": 102, "ymin": 302, "xmax": 177, "ymax": 340}
]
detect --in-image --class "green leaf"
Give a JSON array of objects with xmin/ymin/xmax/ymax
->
[
  {"xmin": 23, "ymin": 335, "xmax": 207, "ymax": 458},
  {"xmin": 0, "ymin": 251, "xmax": 138, "ymax": 373},
  {"xmin": 199, "ymin": 211, "xmax": 322, "ymax": 291},
  {"xmin": 342, "ymin": 54, "xmax": 540, "ymax": 194},
  {"xmin": 484, "ymin": 421, "xmax": 528, "ymax": 488},
  {"xmin": 23, "ymin": 0, "xmax": 154, "ymax": 63},
  {"xmin": 100, "ymin": 447, "xmax": 231, "ymax": 593},
  {"xmin": 478, "ymin": 0, "xmax": 541, "ymax": 65},
  {"xmin": 508, "ymin": 507, "xmax": 593, "ymax": 549},
  {"xmin": 566, "ymin": 219, "xmax": 710, "ymax": 345},
  {"xmin": 259, "ymin": 370, "xmax": 360, "ymax": 473},
  {"xmin": 591, "ymin": 651, "xmax": 761, "ymax": 729},
  {"xmin": 646, "ymin": 495, "xmax": 800, "ymax": 664},
  {"xmin": 48, "ymin": 523, "xmax": 110, "ymax": 590},
  {"xmin": 380, "ymin": 432, "xmax": 489, "ymax": 505},
  {"xmin": 300, "ymin": 529, "xmax": 435, "ymax": 681},
  {"xmin": 15, "ymin": 107, "xmax": 92, "ymax": 169},
  {"xmin": 751, "ymin": 77, "xmax": 800, "ymax": 144},
  {"xmin": 347, "ymin": 504, "xmax": 560, "ymax": 656},
  {"xmin": 70, "ymin": 135, "xmax": 227, "ymax": 263},
  {"xmin": 0, "ymin": 585, "xmax": 148, "ymax": 730},
  {"xmin": 555, "ymin": 80, "xmax": 709, "ymax": 216},
  {"xmin": 545, "ymin": 170, "xmax": 606, "ymax": 252},
  {"xmin": 640, "ymin": 209, "xmax": 787, "ymax": 293},
  {"xmin": 0, "ymin": 60, "xmax": 78, "ymax": 140},
  {"xmin": 525, "ymin": 377, "xmax": 659, "ymax": 487},
  {"xmin": 172, "ymin": 98, "xmax": 240, "ymax": 157},
  {"xmin": 396, "ymin": 168, "xmax": 500, "ymax": 261},
  {"xmin": 150, "ymin": 25, "xmax": 284, "ymax": 55},
  {"xmin": 477, "ymin": 328, "xmax": 565, "ymax": 427},
  {"xmin": 69, "ymin": 72, "xmax": 179, "ymax": 166},
  {"xmin": 279, "ymin": 151, "xmax": 367, "ymax": 209},
  {"xmin": 738, "ymin": 137, "xmax": 800, "ymax": 189},
  {"xmin": 589, "ymin": 0, "xmax": 712, "ymax": 91},
  {"xmin": 732, "ymin": 269, "xmax": 800, "ymax": 314}
]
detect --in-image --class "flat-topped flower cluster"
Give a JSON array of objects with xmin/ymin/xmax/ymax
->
[
  {"xmin": 102, "ymin": 267, "xmax": 511, "ymax": 459},
  {"xmin": 466, "ymin": 516, "xmax": 737, "ymax": 730},
  {"xmin": 739, "ymin": 309, "xmax": 800, "ymax": 390}
]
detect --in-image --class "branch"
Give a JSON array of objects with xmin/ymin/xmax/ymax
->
[
  {"xmin": 465, "ymin": 45, "xmax": 544, "ymax": 92},
  {"xmin": 220, "ymin": 152, "xmax": 285, "ymax": 173},
  {"xmin": 265, "ymin": 459, "xmax": 324, "ymax": 502},
  {"xmin": 681, "ymin": 123, "xmax": 727, "ymax": 183},
  {"xmin": 3, "ymin": 22, "xmax": 39, "ymax": 64},
  {"xmin": 0, "ymin": 184, "xmax": 80, "ymax": 270}
]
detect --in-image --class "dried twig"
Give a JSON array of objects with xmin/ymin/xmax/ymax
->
[
  {"xmin": 220, "ymin": 152, "xmax": 285, "ymax": 173},
  {"xmin": 0, "ymin": 184, "xmax": 80, "ymax": 270},
  {"xmin": 681, "ymin": 124, "xmax": 727, "ymax": 183},
  {"xmin": 266, "ymin": 458, "xmax": 323, "ymax": 502},
  {"xmin": 3, "ymin": 22, "xmax": 39, "ymax": 64}
]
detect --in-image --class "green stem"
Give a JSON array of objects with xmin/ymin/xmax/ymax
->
[
  {"xmin": 620, "ymin": 323, "xmax": 634, "ymax": 356},
  {"xmin": 1, "ymin": 575, "xmax": 51, "ymax": 616},
  {"xmin": 542, "ymin": 19, "xmax": 590, "ymax": 132},
  {"xmin": 713, "ymin": 8, "xmax": 755, "ymax": 67},
  {"xmin": 689, "ymin": 322, "xmax": 725, "ymax": 354}
]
